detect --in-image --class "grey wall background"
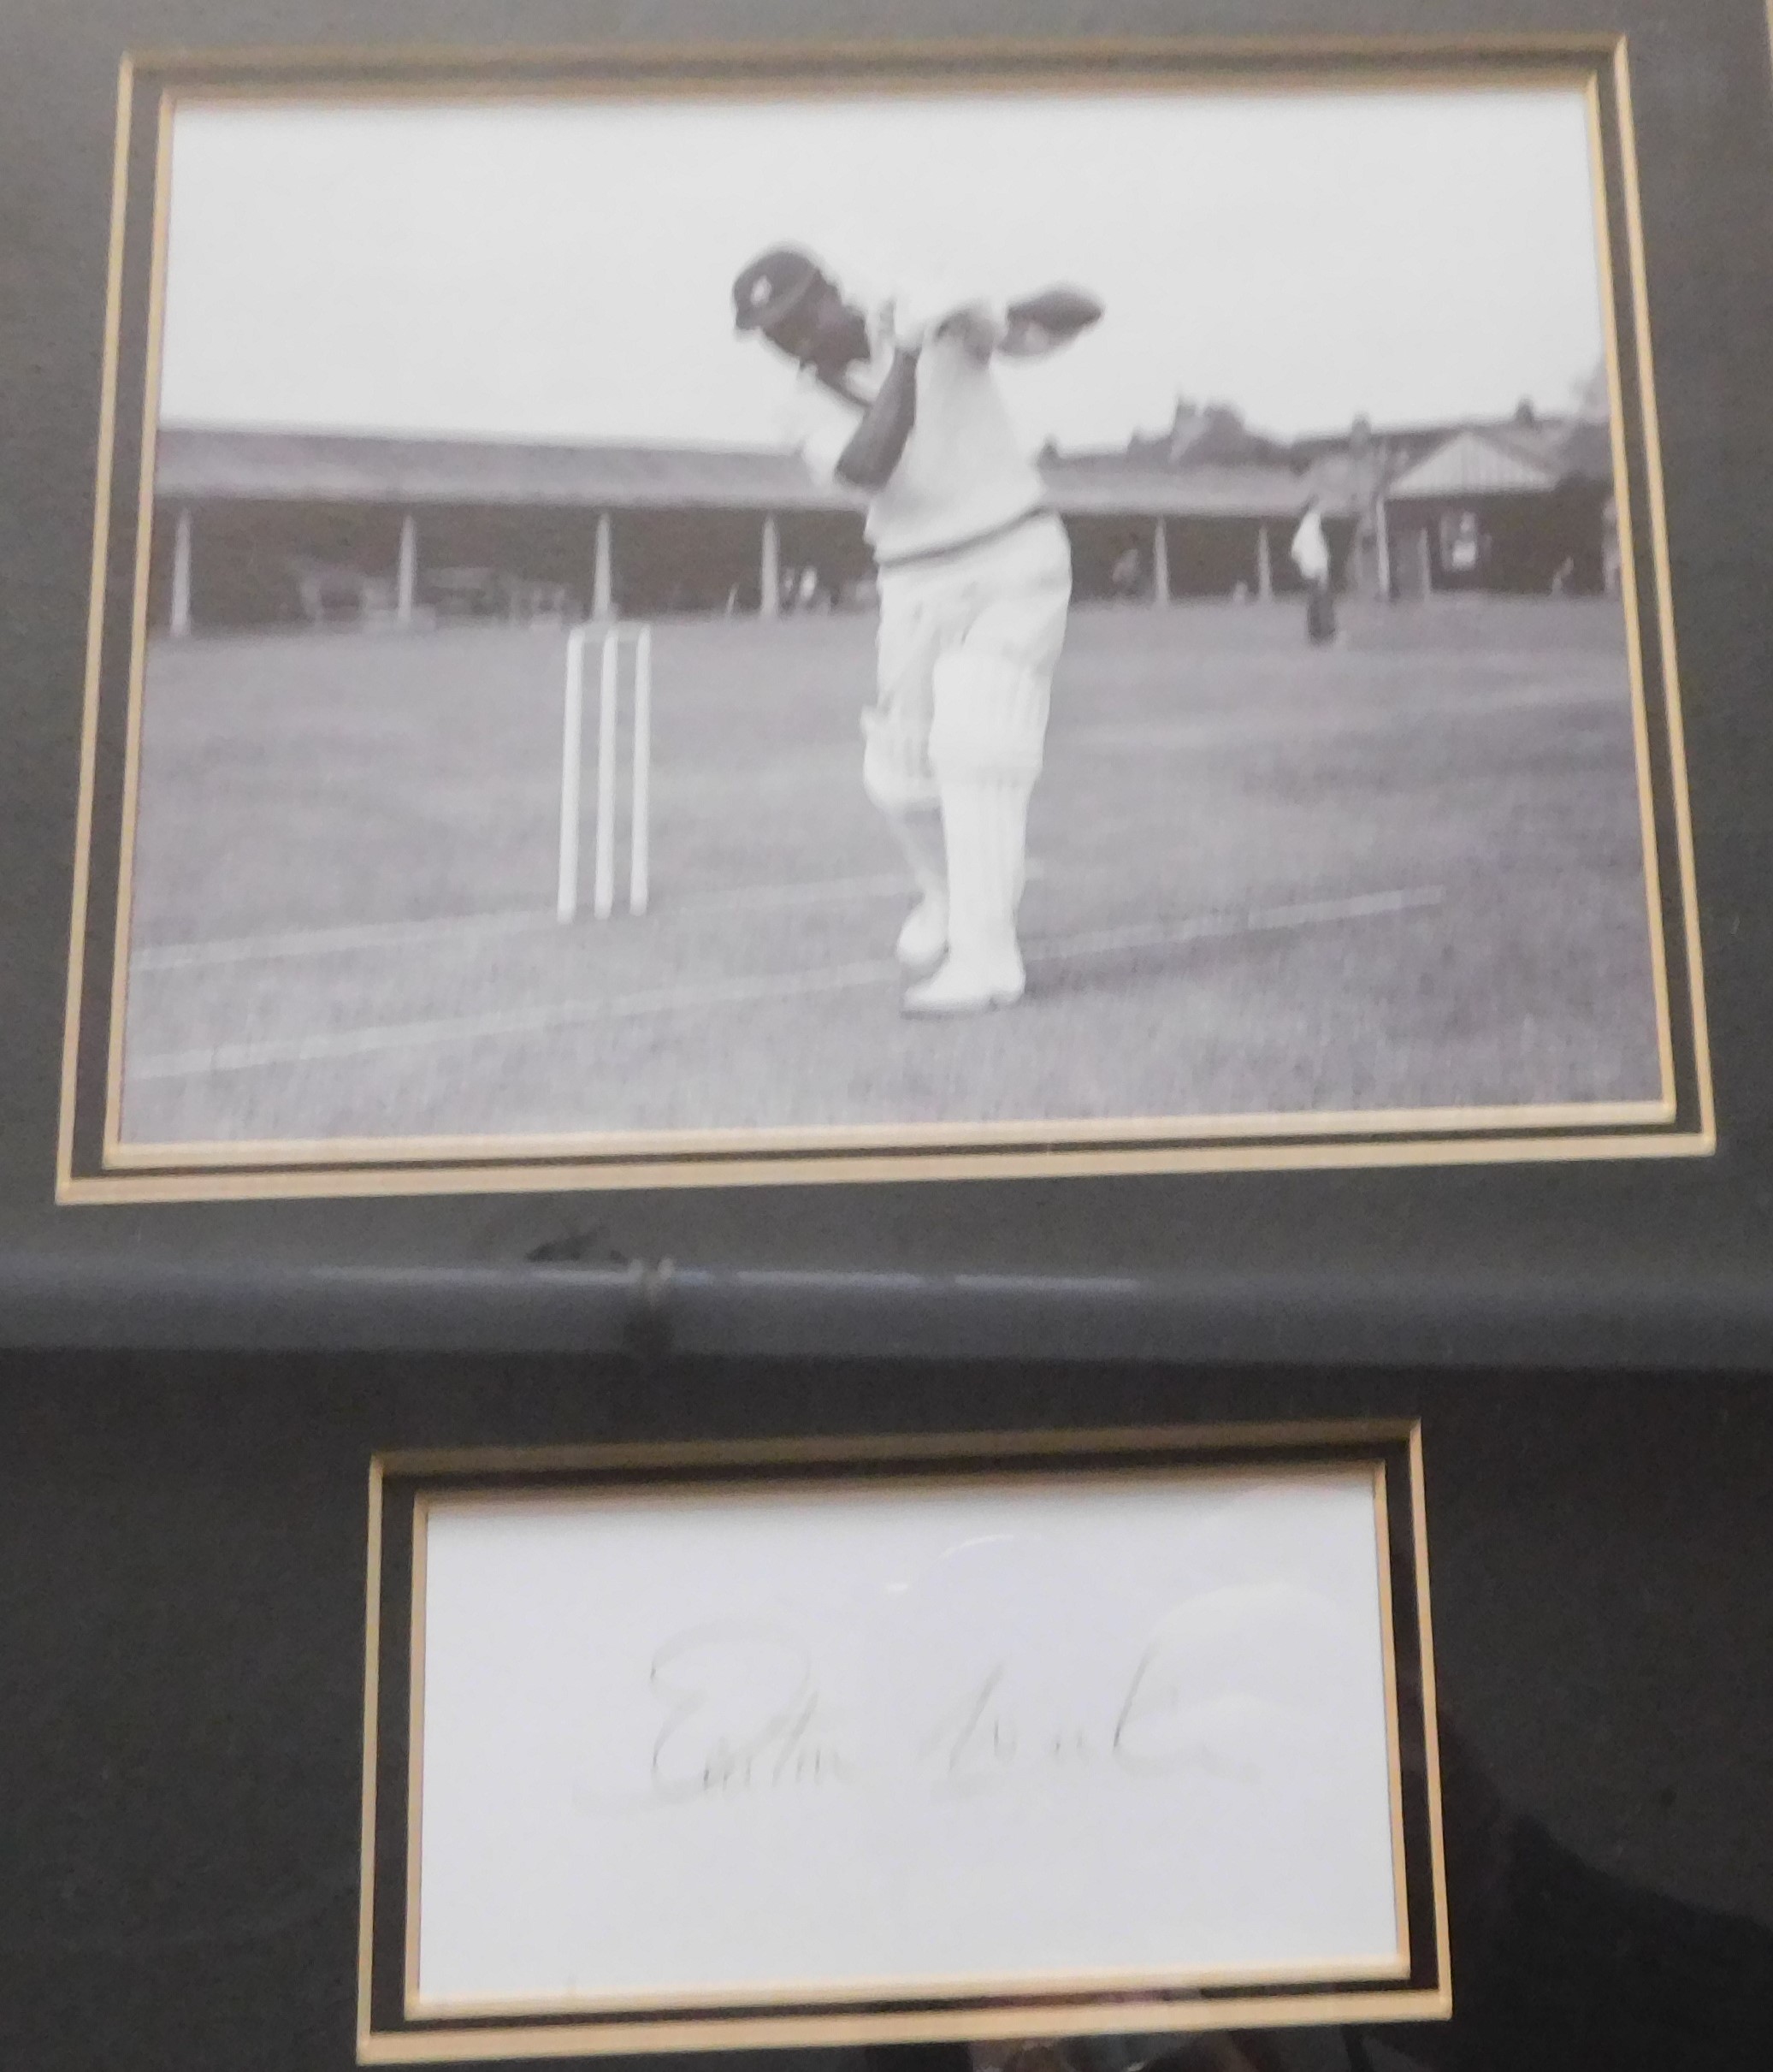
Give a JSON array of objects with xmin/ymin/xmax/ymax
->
[
  {"xmin": 2, "ymin": 21, "xmax": 1770, "ymax": 2072},
  {"xmin": 0, "ymin": 1353, "xmax": 1769, "ymax": 2071},
  {"xmin": 2, "ymin": 0, "xmax": 1773, "ymax": 1365}
]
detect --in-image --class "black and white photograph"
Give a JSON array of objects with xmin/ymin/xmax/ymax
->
[{"xmin": 63, "ymin": 47, "xmax": 1711, "ymax": 1196}]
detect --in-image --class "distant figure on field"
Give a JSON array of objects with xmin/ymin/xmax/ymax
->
[
  {"xmin": 1290, "ymin": 496, "xmax": 1337, "ymax": 645},
  {"xmin": 733, "ymin": 244, "xmax": 1101, "ymax": 1015}
]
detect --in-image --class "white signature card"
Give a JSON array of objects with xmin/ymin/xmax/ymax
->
[{"xmin": 411, "ymin": 1466, "xmax": 1404, "ymax": 2014}]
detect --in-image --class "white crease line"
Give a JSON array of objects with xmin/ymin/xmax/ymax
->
[
  {"xmin": 126, "ymin": 885, "xmax": 1444, "ymax": 1083},
  {"xmin": 1032, "ymin": 885, "xmax": 1444, "ymax": 962},
  {"xmin": 1066, "ymin": 676, "xmax": 1628, "ymax": 755},
  {"xmin": 130, "ymin": 957, "xmax": 901, "ymax": 1080},
  {"xmin": 132, "ymin": 908, "xmax": 557, "ymax": 971},
  {"xmin": 130, "ymin": 873, "xmax": 922, "ymax": 971}
]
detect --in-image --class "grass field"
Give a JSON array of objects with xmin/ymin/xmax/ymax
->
[{"xmin": 118, "ymin": 596, "xmax": 1665, "ymax": 1149}]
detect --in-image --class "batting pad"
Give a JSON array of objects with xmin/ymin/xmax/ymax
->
[
  {"xmin": 860, "ymin": 707, "xmax": 940, "ymax": 813},
  {"xmin": 928, "ymin": 649, "xmax": 1050, "ymax": 784}
]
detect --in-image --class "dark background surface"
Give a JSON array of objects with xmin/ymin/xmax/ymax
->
[
  {"xmin": 3, "ymin": 11, "xmax": 1773, "ymax": 2065},
  {"xmin": 1, "ymin": 0, "xmax": 1772, "ymax": 1365},
  {"xmin": 0, "ymin": 1353, "xmax": 1770, "ymax": 2071}
]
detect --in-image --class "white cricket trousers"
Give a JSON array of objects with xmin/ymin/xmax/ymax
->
[{"xmin": 860, "ymin": 513, "xmax": 1071, "ymax": 970}]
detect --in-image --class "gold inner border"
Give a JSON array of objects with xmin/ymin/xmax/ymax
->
[
  {"xmin": 1584, "ymin": 74, "xmax": 1675, "ymax": 1111},
  {"xmin": 1610, "ymin": 39, "xmax": 1714, "ymax": 1146},
  {"xmin": 1370, "ymin": 1465, "xmax": 1411, "ymax": 1975},
  {"xmin": 103, "ymin": 88, "xmax": 175, "ymax": 1151},
  {"xmin": 404, "ymin": 1495, "xmax": 432, "ymax": 2014},
  {"xmin": 358, "ymin": 1455, "xmax": 387, "ymax": 2049},
  {"xmin": 359, "ymin": 1423, "xmax": 1447, "ymax": 2058},
  {"xmin": 102, "ymin": 32, "xmax": 1634, "ymax": 71},
  {"xmin": 65, "ymin": 1116, "xmax": 1714, "ymax": 1207},
  {"xmin": 1407, "ymin": 1425, "xmax": 1454, "ymax": 2027},
  {"xmin": 57, "ymin": 56, "xmax": 138, "ymax": 1188},
  {"xmin": 98, "ymin": 1093, "xmax": 1677, "ymax": 1172},
  {"xmin": 58, "ymin": 36, "xmax": 1713, "ymax": 1205}
]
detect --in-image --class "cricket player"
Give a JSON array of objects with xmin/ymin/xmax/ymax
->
[
  {"xmin": 732, "ymin": 246, "xmax": 1102, "ymax": 1015},
  {"xmin": 1290, "ymin": 495, "xmax": 1337, "ymax": 645}
]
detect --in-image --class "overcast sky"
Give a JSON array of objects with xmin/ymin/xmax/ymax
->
[{"xmin": 159, "ymin": 86, "xmax": 1609, "ymax": 452}]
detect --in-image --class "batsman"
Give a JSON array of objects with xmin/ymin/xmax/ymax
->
[{"xmin": 732, "ymin": 246, "xmax": 1102, "ymax": 1015}]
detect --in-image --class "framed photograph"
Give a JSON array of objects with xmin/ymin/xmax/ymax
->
[
  {"xmin": 60, "ymin": 35, "xmax": 1711, "ymax": 1205},
  {"xmin": 359, "ymin": 1423, "xmax": 1447, "ymax": 2059}
]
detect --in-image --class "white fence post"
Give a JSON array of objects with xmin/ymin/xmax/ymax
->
[{"xmin": 556, "ymin": 627, "xmax": 587, "ymax": 922}]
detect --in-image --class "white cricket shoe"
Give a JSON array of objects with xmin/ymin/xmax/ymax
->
[
  {"xmin": 895, "ymin": 892, "xmax": 949, "ymax": 971},
  {"xmin": 901, "ymin": 946, "xmax": 1025, "ymax": 1016}
]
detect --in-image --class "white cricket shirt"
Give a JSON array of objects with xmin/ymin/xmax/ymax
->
[{"xmin": 785, "ymin": 319, "xmax": 1046, "ymax": 562}]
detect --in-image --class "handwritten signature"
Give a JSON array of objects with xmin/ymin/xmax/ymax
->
[
  {"xmin": 633, "ymin": 1623, "xmax": 1256, "ymax": 1804},
  {"xmin": 647, "ymin": 1624, "xmax": 858, "ymax": 1803}
]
